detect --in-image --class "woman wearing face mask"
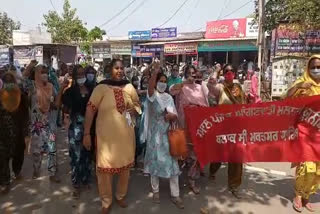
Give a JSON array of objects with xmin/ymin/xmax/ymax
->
[
  {"xmin": 85, "ymin": 66, "xmax": 97, "ymax": 86},
  {"xmin": 287, "ymin": 55, "xmax": 320, "ymax": 212},
  {"xmin": 170, "ymin": 65, "xmax": 209, "ymax": 195},
  {"xmin": 0, "ymin": 72, "xmax": 22, "ymax": 194},
  {"xmin": 2, "ymin": 72, "xmax": 30, "ymax": 181},
  {"xmin": 55, "ymin": 65, "xmax": 94, "ymax": 198},
  {"xmin": 209, "ymin": 64, "xmax": 246, "ymax": 199},
  {"xmin": 22, "ymin": 63, "xmax": 60, "ymax": 183},
  {"xmin": 144, "ymin": 66, "xmax": 184, "ymax": 209},
  {"xmin": 82, "ymin": 59, "xmax": 141, "ymax": 213}
]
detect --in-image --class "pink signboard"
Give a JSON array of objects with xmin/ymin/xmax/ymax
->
[{"xmin": 205, "ymin": 18, "xmax": 247, "ymax": 39}]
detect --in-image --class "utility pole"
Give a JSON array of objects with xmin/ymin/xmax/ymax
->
[{"xmin": 257, "ymin": 0, "xmax": 265, "ymax": 96}]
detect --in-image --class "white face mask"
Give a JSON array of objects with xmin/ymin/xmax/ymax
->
[
  {"xmin": 77, "ymin": 77, "xmax": 86, "ymax": 85},
  {"xmin": 157, "ymin": 82, "xmax": 167, "ymax": 93},
  {"xmin": 41, "ymin": 74, "xmax": 48, "ymax": 82},
  {"xmin": 310, "ymin": 69, "xmax": 320, "ymax": 79},
  {"xmin": 86, "ymin": 74, "xmax": 95, "ymax": 82}
]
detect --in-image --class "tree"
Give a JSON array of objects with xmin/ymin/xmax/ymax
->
[
  {"xmin": 43, "ymin": 0, "xmax": 88, "ymax": 43},
  {"xmin": 43, "ymin": 0, "xmax": 105, "ymax": 55},
  {"xmin": 257, "ymin": 0, "xmax": 320, "ymax": 33},
  {"xmin": 0, "ymin": 12, "xmax": 21, "ymax": 45}
]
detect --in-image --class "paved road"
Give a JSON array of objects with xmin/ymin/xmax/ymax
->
[{"xmin": 1, "ymin": 129, "xmax": 319, "ymax": 214}]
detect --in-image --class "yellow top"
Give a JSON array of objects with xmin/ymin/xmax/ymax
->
[
  {"xmin": 289, "ymin": 54, "xmax": 320, "ymax": 97},
  {"xmin": 89, "ymin": 83, "xmax": 141, "ymax": 173}
]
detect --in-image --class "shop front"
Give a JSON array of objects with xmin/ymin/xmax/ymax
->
[
  {"xmin": 198, "ymin": 39, "xmax": 258, "ymax": 67},
  {"xmin": 92, "ymin": 42, "xmax": 111, "ymax": 65},
  {"xmin": 164, "ymin": 42, "xmax": 198, "ymax": 64}
]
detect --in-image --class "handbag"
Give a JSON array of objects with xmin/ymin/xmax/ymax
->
[{"xmin": 168, "ymin": 122, "xmax": 188, "ymax": 158}]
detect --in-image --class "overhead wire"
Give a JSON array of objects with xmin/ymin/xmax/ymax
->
[
  {"xmin": 49, "ymin": 0, "xmax": 59, "ymax": 15},
  {"xmin": 158, "ymin": 0, "xmax": 191, "ymax": 28},
  {"xmin": 99, "ymin": 0, "xmax": 137, "ymax": 28},
  {"xmin": 184, "ymin": 0, "xmax": 200, "ymax": 27},
  {"xmin": 107, "ymin": 0, "xmax": 149, "ymax": 32}
]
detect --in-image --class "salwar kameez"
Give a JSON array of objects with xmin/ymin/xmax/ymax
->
[
  {"xmin": 68, "ymin": 114, "xmax": 92, "ymax": 187},
  {"xmin": 144, "ymin": 91, "xmax": 180, "ymax": 196},
  {"xmin": 87, "ymin": 82, "xmax": 140, "ymax": 209},
  {"xmin": 0, "ymin": 104, "xmax": 16, "ymax": 186}
]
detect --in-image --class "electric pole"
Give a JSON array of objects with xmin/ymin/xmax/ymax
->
[{"xmin": 257, "ymin": 0, "xmax": 265, "ymax": 96}]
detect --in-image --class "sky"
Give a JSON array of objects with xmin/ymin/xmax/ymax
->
[{"xmin": 0, "ymin": 0, "xmax": 254, "ymax": 36}]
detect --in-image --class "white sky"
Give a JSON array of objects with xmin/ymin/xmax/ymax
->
[{"xmin": 0, "ymin": 0, "xmax": 254, "ymax": 36}]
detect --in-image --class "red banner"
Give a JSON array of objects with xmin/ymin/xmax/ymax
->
[
  {"xmin": 205, "ymin": 18, "xmax": 247, "ymax": 39},
  {"xmin": 184, "ymin": 95, "xmax": 320, "ymax": 167}
]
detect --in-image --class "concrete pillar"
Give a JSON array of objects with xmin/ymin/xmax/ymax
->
[
  {"xmin": 231, "ymin": 51, "xmax": 240, "ymax": 67},
  {"xmin": 182, "ymin": 54, "xmax": 186, "ymax": 63},
  {"xmin": 176, "ymin": 55, "xmax": 179, "ymax": 64}
]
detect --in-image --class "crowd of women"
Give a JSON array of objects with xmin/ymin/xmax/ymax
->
[{"xmin": 0, "ymin": 55, "xmax": 319, "ymax": 213}]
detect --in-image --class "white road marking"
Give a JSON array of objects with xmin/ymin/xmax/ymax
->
[{"xmin": 244, "ymin": 165, "xmax": 287, "ymax": 176}]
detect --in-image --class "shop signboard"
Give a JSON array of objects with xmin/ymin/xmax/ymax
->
[
  {"xmin": 272, "ymin": 24, "xmax": 320, "ymax": 57},
  {"xmin": 164, "ymin": 42, "xmax": 197, "ymax": 56},
  {"xmin": 128, "ymin": 30, "xmax": 151, "ymax": 40},
  {"xmin": 152, "ymin": 27, "xmax": 177, "ymax": 39},
  {"xmin": 0, "ymin": 46, "xmax": 10, "ymax": 67},
  {"xmin": 246, "ymin": 18, "xmax": 259, "ymax": 37},
  {"xmin": 92, "ymin": 43, "xmax": 111, "ymax": 59},
  {"xmin": 110, "ymin": 42, "xmax": 131, "ymax": 55},
  {"xmin": 205, "ymin": 18, "xmax": 247, "ymax": 39},
  {"xmin": 198, "ymin": 40, "xmax": 257, "ymax": 52},
  {"xmin": 132, "ymin": 45, "xmax": 163, "ymax": 57}
]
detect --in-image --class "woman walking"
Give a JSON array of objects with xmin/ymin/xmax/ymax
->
[
  {"xmin": 56, "ymin": 65, "xmax": 94, "ymax": 198},
  {"xmin": 144, "ymin": 63, "xmax": 184, "ymax": 209},
  {"xmin": 288, "ymin": 55, "xmax": 320, "ymax": 213},
  {"xmin": 23, "ymin": 62, "xmax": 60, "ymax": 182},
  {"xmin": 170, "ymin": 65, "xmax": 209, "ymax": 194},
  {"xmin": 209, "ymin": 64, "xmax": 247, "ymax": 199},
  {"xmin": 83, "ymin": 59, "xmax": 141, "ymax": 214}
]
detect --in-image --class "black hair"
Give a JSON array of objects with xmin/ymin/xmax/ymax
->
[
  {"xmin": 156, "ymin": 72, "xmax": 167, "ymax": 83},
  {"xmin": 223, "ymin": 64, "xmax": 234, "ymax": 75},
  {"xmin": 71, "ymin": 65, "xmax": 83, "ymax": 86},
  {"xmin": 131, "ymin": 76, "xmax": 140, "ymax": 89},
  {"xmin": 184, "ymin": 65, "xmax": 197, "ymax": 79},
  {"xmin": 140, "ymin": 75, "xmax": 148, "ymax": 90},
  {"xmin": 104, "ymin": 58, "xmax": 123, "ymax": 75},
  {"xmin": 84, "ymin": 65, "xmax": 96, "ymax": 74}
]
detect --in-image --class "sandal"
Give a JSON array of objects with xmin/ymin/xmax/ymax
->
[
  {"xmin": 72, "ymin": 188, "xmax": 80, "ymax": 199},
  {"xmin": 153, "ymin": 192, "xmax": 160, "ymax": 204},
  {"xmin": 229, "ymin": 188, "xmax": 242, "ymax": 199},
  {"xmin": 303, "ymin": 198, "xmax": 316, "ymax": 212},
  {"xmin": 171, "ymin": 196, "xmax": 184, "ymax": 209},
  {"xmin": 293, "ymin": 196, "xmax": 304, "ymax": 213}
]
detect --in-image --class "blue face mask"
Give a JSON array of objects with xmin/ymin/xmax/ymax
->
[{"xmin": 87, "ymin": 73, "xmax": 95, "ymax": 82}]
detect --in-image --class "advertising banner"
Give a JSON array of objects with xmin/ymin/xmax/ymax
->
[
  {"xmin": 205, "ymin": 18, "xmax": 247, "ymax": 39},
  {"xmin": 164, "ymin": 42, "xmax": 197, "ymax": 55},
  {"xmin": 128, "ymin": 30, "xmax": 151, "ymax": 40},
  {"xmin": 152, "ymin": 27, "xmax": 177, "ymax": 39},
  {"xmin": 0, "ymin": 47, "xmax": 10, "ymax": 67},
  {"xmin": 246, "ymin": 18, "xmax": 259, "ymax": 37},
  {"xmin": 272, "ymin": 24, "xmax": 320, "ymax": 57},
  {"xmin": 184, "ymin": 95, "xmax": 320, "ymax": 167}
]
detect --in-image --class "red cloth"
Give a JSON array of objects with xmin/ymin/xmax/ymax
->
[{"xmin": 184, "ymin": 95, "xmax": 320, "ymax": 167}]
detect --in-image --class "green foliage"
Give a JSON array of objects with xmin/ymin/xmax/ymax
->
[
  {"xmin": 43, "ymin": 0, "xmax": 87, "ymax": 43},
  {"xmin": 0, "ymin": 12, "xmax": 21, "ymax": 45},
  {"xmin": 43, "ymin": 0, "xmax": 105, "ymax": 55},
  {"xmin": 259, "ymin": 0, "xmax": 320, "ymax": 33}
]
